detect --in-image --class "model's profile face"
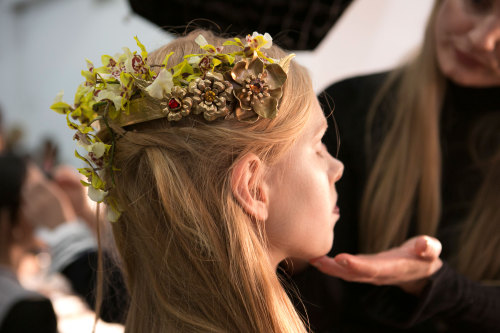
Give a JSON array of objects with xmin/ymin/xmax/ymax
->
[
  {"xmin": 264, "ymin": 98, "xmax": 343, "ymax": 266},
  {"xmin": 435, "ymin": 0, "xmax": 500, "ymax": 86}
]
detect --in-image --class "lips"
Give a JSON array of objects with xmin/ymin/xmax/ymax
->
[
  {"xmin": 454, "ymin": 48, "xmax": 484, "ymax": 68},
  {"xmin": 333, "ymin": 206, "xmax": 340, "ymax": 214}
]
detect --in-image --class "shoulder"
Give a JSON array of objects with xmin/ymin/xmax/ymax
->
[
  {"xmin": 319, "ymin": 72, "xmax": 390, "ymax": 155},
  {"xmin": 326, "ymin": 72, "xmax": 389, "ymax": 96},
  {"xmin": 319, "ymin": 71, "xmax": 389, "ymax": 119}
]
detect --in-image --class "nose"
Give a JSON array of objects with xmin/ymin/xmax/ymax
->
[
  {"xmin": 329, "ymin": 157, "xmax": 344, "ymax": 184},
  {"xmin": 469, "ymin": 15, "xmax": 500, "ymax": 52}
]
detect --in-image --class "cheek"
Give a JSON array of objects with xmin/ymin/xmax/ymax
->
[
  {"xmin": 435, "ymin": 2, "xmax": 467, "ymax": 75},
  {"xmin": 435, "ymin": 1, "xmax": 473, "ymax": 53},
  {"xmin": 266, "ymin": 163, "xmax": 334, "ymax": 259},
  {"xmin": 436, "ymin": 0, "xmax": 472, "ymax": 36}
]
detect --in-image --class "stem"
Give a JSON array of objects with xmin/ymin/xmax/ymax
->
[{"xmin": 102, "ymin": 102, "xmax": 116, "ymax": 186}]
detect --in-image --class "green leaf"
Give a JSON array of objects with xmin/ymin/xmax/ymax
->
[
  {"xmin": 80, "ymin": 180, "xmax": 91, "ymax": 186},
  {"xmin": 77, "ymin": 168, "xmax": 92, "ymax": 176},
  {"xmin": 51, "ymin": 102, "xmax": 72, "ymax": 115},
  {"xmin": 66, "ymin": 113, "xmax": 79, "ymax": 130},
  {"xmin": 134, "ymin": 36, "xmax": 148, "ymax": 61},
  {"xmin": 162, "ymin": 51, "xmax": 174, "ymax": 68},
  {"xmin": 91, "ymin": 171, "xmax": 104, "ymax": 189},
  {"xmin": 74, "ymin": 150, "xmax": 89, "ymax": 163}
]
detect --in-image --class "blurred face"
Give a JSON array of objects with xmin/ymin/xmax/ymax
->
[
  {"xmin": 265, "ymin": 98, "xmax": 343, "ymax": 266},
  {"xmin": 435, "ymin": 0, "xmax": 500, "ymax": 86}
]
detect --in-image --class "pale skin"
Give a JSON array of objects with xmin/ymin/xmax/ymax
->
[
  {"xmin": 310, "ymin": 235, "xmax": 443, "ymax": 295},
  {"xmin": 232, "ymin": 96, "xmax": 344, "ymax": 269}
]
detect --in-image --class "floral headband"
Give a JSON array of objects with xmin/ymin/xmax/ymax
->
[{"xmin": 51, "ymin": 32, "xmax": 294, "ymax": 221}]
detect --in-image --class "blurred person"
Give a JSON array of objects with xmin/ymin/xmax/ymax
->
[
  {"xmin": 0, "ymin": 153, "xmax": 57, "ymax": 333},
  {"xmin": 293, "ymin": 0, "xmax": 500, "ymax": 332}
]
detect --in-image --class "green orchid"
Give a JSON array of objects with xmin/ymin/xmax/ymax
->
[{"xmin": 50, "ymin": 91, "xmax": 73, "ymax": 115}]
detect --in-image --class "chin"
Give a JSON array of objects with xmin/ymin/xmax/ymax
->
[{"xmin": 313, "ymin": 235, "xmax": 334, "ymax": 258}]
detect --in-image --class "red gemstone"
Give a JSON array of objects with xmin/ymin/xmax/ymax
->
[{"xmin": 168, "ymin": 98, "xmax": 181, "ymax": 110}]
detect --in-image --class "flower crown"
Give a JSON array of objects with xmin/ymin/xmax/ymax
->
[{"xmin": 51, "ymin": 32, "xmax": 294, "ymax": 221}]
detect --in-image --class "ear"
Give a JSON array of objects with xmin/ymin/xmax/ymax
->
[{"xmin": 231, "ymin": 153, "xmax": 269, "ymax": 221}]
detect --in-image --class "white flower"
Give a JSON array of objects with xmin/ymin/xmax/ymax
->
[
  {"xmin": 249, "ymin": 32, "xmax": 273, "ymax": 49},
  {"xmin": 107, "ymin": 206, "xmax": 120, "ymax": 222},
  {"xmin": 88, "ymin": 186, "xmax": 108, "ymax": 202},
  {"xmin": 89, "ymin": 142, "xmax": 106, "ymax": 158},
  {"xmin": 96, "ymin": 84, "xmax": 123, "ymax": 110},
  {"xmin": 188, "ymin": 55, "xmax": 202, "ymax": 65},
  {"xmin": 121, "ymin": 47, "xmax": 135, "ymax": 73},
  {"xmin": 195, "ymin": 34, "xmax": 209, "ymax": 47},
  {"xmin": 145, "ymin": 69, "xmax": 174, "ymax": 99}
]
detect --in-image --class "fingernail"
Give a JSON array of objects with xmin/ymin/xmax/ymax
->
[{"xmin": 421, "ymin": 239, "xmax": 429, "ymax": 255}]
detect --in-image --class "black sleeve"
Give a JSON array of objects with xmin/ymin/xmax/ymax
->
[
  {"xmin": 361, "ymin": 263, "xmax": 500, "ymax": 333},
  {"xmin": 0, "ymin": 299, "xmax": 57, "ymax": 333},
  {"xmin": 61, "ymin": 250, "xmax": 129, "ymax": 324}
]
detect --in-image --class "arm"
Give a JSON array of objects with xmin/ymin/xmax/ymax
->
[{"xmin": 358, "ymin": 262, "xmax": 500, "ymax": 332}]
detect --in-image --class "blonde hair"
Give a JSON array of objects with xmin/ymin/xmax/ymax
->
[
  {"xmin": 102, "ymin": 30, "xmax": 312, "ymax": 332},
  {"xmin": 361, "ymin": 0, "xmax": 500, "ymax": 282}
]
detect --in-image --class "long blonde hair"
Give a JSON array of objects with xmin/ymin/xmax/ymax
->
[
  {"xmin": 361, "ymin": 0, "xmax": 500, "ymax": 282},
  {"xmin": 102, "ymin": 31, "xmax": 312, "ymax": 332}
]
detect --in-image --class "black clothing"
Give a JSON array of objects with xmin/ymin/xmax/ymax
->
[
  {"xmin": 61, "ymin": 250, "xmax": 128, "ymax": 324},
  {"xmin": 0, "ymin": 299, "xmax": 57, "ymax": 333},
  {"xmin": 293, "ymin": 72, "xmax": 500, "ymax": 333},
  {"xmin": 0, "ymin": 267, "xmax": 57, "ymax": 333}
]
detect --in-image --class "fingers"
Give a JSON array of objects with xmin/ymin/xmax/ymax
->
[
  {"xmin": 310, "ymin": 237, "xmax": 443, "ymax": 287},
  {"xmin": 310, "ymin": 255, "xmax": 349, "ymax": 277},
  {"xmin": 414, "ymin": 235, "xmax": 442, "ymax": 260},
  {"xmin": 310, "ymin": 254, "xmax": 379, "ymax": 282}
]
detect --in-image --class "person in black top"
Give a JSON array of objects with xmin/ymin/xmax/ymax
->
[{"xmin": 293, "ymin": 0, "xmax": 500, "ymax": 332}]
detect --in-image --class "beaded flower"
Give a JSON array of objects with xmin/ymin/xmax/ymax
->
[{"xmin": 51, "ymin": 32, "xmax": 294, "ymax": 222}]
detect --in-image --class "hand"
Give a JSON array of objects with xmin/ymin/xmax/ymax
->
[
  {"xmin": 21, "ymin": 164, "xmax": 76, "ymax": 229},
  {"xmin": 310, "ymin": 235, "xmax": 443, "ymax": 295}
]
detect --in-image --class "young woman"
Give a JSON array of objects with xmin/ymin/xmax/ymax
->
[
  {"xmin": 53, "ymin": 30, "xmax": 343, "ymax": 332},
  {"xmin": 295, "ymin": 0, "xmax": 500, "ymax": 332}
]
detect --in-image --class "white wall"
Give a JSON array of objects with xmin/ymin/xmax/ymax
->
[
  {"xmin": 0, "ymin": 0, "xmax": 434, "ymax": 165},
  {"xmin": 0, "ymin": 0, "xmax": 172, "ymax": 164},
  {"xmin": 294, "ymin": 0, "xmax": 434, "ymax": 92}
]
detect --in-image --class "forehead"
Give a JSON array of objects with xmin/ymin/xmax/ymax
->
[{"xmin": 307, "ymin": 98, "xmax": 328, "ymax": 135}]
